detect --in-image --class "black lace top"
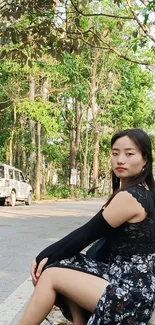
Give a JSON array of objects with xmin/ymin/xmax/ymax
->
[{"xmin": 110, "ymin": 185, "xmax": 155, "ymax": 257}]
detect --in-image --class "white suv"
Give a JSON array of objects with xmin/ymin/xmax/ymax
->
[{"xmin": 0, "ymin": 164, "xmax": 33, "ymax": 206}]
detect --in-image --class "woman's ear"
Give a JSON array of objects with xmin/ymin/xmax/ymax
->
[{"xmin": 143, "ymin": 156, "xmax": 148, "ymax": 168}]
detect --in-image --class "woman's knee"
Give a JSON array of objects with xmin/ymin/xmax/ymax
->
[
  {"xmin": 38, "ymin": 267, "xmax": 57, "ymax": 286},
  {"xmin": 39, "ymin": 267, "xmax": 77, "ymax": 294}
]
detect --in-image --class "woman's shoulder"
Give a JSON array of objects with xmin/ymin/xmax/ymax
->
[
  {"xmin": 104, "ymin": 187, "xmax": 147, "ymax": 228},
  {"xmin": 121, "ymin": 185, "xmax": 153, "ymax": 213},
  {"xmin": 121, "ymin": 184, "xmax": 151, "ymax": 196}
]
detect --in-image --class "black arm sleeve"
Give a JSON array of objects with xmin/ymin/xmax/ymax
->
[{"xmin": 36, "ymin": 209, "xmax": 115, "ymax": 267}]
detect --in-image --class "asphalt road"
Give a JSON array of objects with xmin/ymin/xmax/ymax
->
[{"xmin": 0, "ymin": 198, "xmax": 105, "ymax": 325}]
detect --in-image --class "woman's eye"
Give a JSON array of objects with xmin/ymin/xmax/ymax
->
[
  {"xmin": 112, "ymin": 152, "xmax": 118, "ymax": 156},
  {"xmin": 126, "ymin": 153, "xmax": 134, "ymax": 156}
]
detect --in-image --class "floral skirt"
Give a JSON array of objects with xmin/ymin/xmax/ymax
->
[{"xmin": 46, "ymin": 253, "xmax": 155, "ymax": 324}]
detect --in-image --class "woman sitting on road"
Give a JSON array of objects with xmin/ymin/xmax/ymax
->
[{"xmin": 19, "ymin": 128, "xmax": 155, "ymax": 325}]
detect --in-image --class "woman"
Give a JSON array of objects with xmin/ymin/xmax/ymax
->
[{"xmin": 19, "ymin": 128, "xmax": 155, "ymax": 325}]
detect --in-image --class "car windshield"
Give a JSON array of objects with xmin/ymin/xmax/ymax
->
[{"xmin": 0, "ymin": 166, "xmax": 4, "ymax": 178}]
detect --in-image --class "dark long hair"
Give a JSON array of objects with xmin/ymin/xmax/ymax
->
[{"xmin": 105, "ymin": 128, "xmax": 155, "ymax": 207}]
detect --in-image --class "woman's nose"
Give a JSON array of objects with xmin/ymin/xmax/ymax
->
[{"xmin": 117, "ymin": 155, "xmax": 125, "ymax": 164}]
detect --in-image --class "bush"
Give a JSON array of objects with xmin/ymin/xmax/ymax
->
[
  {"xmin": 41, "ymin": 185, "xmax": 94, "ymax": 200},
  {"xmin": 46, "ymin": 185, "xmax": 71, "ymax": 199},
  {"xmin": 73, "ymin": 187, "xmax": 94, "ymax": 199}
]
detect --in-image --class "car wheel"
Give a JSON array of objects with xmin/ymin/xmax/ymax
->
[
  {"xmin": 10, "ymin": 191, "xmax": 16, "ymax": 207},
  {"xmin": 25, "ymin": 192, "xmax": 32, "ymax": 206},
  {"xmin": 0, "ymin": 199, "xmax": 5, "ymax": 206}
]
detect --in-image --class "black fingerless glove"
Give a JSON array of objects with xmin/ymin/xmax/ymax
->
[{"xmin": 36, "ymin": 209, "xmax": 115, "ymax": 267}]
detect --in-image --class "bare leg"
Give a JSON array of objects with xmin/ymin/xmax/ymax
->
[
  {"xmin": 19, "ymin": 267, "xmax": 109, "ymax": 325},
  {"xmin": 66, "ymin": 298, "xmax": 87, "ymax": 325},
  {"xmin": 19, "ymin": 271, "xmax": 56, "ymax": 325}
]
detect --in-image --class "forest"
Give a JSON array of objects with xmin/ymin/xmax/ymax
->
[{"xmin": 0, "ymin": 0, "xmax": 155, "ymax": 199}]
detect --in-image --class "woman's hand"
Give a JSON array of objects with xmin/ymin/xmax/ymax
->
[{"xmin": 30, "ymin": 257, "xmax": 48, "ymax": 286}]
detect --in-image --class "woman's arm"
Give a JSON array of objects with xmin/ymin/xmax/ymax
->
[
  {"xmin": 36, "ymin": 208, "xmax": 115, "ymax": 266},
  {"xmin": 36, "ymin": 190, "xmax": 145, "ymax": 268}
]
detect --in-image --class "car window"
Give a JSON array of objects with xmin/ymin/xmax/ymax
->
[
  {"xmin": 19, "ymin": 172, "xmax": 25, "ymax": 182},
  {"xmin": 15, "ymin": 170, "xmax": 20, "ymax": 181},
  {"xmin": 9, "ymin": 169, "xmax": 14, "ymax": 179},
  {"xmin": 0, "ymin": 166, "xmax": 4, "ymax": 178}
]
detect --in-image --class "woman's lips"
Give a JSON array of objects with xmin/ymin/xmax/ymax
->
[{"xmin": 116, "ymin": 167, "xmax": 126, "ymax": 171}]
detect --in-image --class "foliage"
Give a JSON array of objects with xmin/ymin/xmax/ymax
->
[
  {"xmin": 17, "ymin": 99, "xmax": 61, "ymax": 136},
  {"xmin": 1, "ymin": 1, "xmax": 155, "ymax": 198},
  {"xmin": 99, "ymin": 61, "xmax": 154, "ymax": 130},
  {"xmin": 1, "ymin": 0, "xmax": 155, "ymax": 65},
  {"xmin": 43, "ymin": 184, "xmax": 94, "ymax": 199},
  {"xmin": 44, "ymin": 185, "xmax": 71, "ymax": 199}
]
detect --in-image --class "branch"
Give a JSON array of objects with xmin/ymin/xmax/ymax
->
[
  {"xmin": 49, "ymin": 85, "xmax": 71, "ymax": 94},
  {"xmin": 70, "ymin": 0, "xmax": 134, "ymax": 20},
  {"xmin": 107, "ymin": 43, "xmax": 155, "ymax": 66},
  {"xmin": 0, "ymin": 83, "xmax": 14, "ymax": 101},
  {"xmin": 78, "ymin": 32, "xmax": 155, "ymax": 66},
  {"xmin": 0, "ymin": 106, "xmax": 11, "ymax": 113},
  {"xmin": 66, "ymin": 27, "xmax": 155, "ymax": 66},
  {"xmin": 140, "ymin": 0, "xmax": 148, "ymax": 7},
  {"xmin": 127, "ymin": 0, "xmax": 155, "ymax": 43},
  {"xmin": 0, "ymin": 99, "xmax": 11, "ymax": 104}
]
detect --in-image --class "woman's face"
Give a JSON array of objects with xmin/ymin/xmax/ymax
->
[{"xmin": 110, "ymin": 136, "xmax": 147, "ymax": 182}]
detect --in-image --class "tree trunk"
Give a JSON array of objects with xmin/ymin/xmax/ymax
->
[
  {"xmin": 35, "ymin": 78, "xmax": 49, "ymax": 199},
  {"xmin": 70, "ymin": 129, "xmax": 76, "ymax": 171},
  {"xmin": 82, "ymin": 107, "xmax": 89, "ymax": 189},
  {"xmin": 70, "ymin": 128, "xmax": 76, "ymax": 194},
  {"xmin": 69, "ymin": 99, "xmax": 81, "ymax": 193},
  {"xmin": 41, "ymin": 78, "xmax": 49, "ymax": 195},
  {"xmin": 9, "ymin": 133, "xmax": 13, "ymax": 166},
  {"xmin": 90, "ymin": 50, "xmax": 101, "ymax": 196},
  {"xmin": 35, "ymin": 122, "xmax": 41, "ymax": 200},
  {"xmin": 103, "ymin": 160, "xmax": 112, "ymax": 196},
  {"xmin": 20, "ymin": 115, "xmax": 26, "ymax": 173},
  {"xmin": 8, "ymin": 103, "xmax": 16, "ymax": 166},
  {"xmin": 29, "ymin": 76, "xmax": 36, "ymax": 188},
  {"xmin": 93, "ymin": 122, "xmax": 99, "ymax": 191},
  {"xmin": 46, "ymin": 162, "xmax": 55, "ymax": 186},
  {"xmin": 41, "ymin": 155, "xmax": 46, "ymax": 196}
]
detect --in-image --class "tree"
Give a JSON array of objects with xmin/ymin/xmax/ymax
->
[
  {"xmin": 0, "ymin": 21, "xmax": 155, "ymax": 199},
  {"xmin": 1, "ymin": 0, "xmax": 155, "ymax": 65}
]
